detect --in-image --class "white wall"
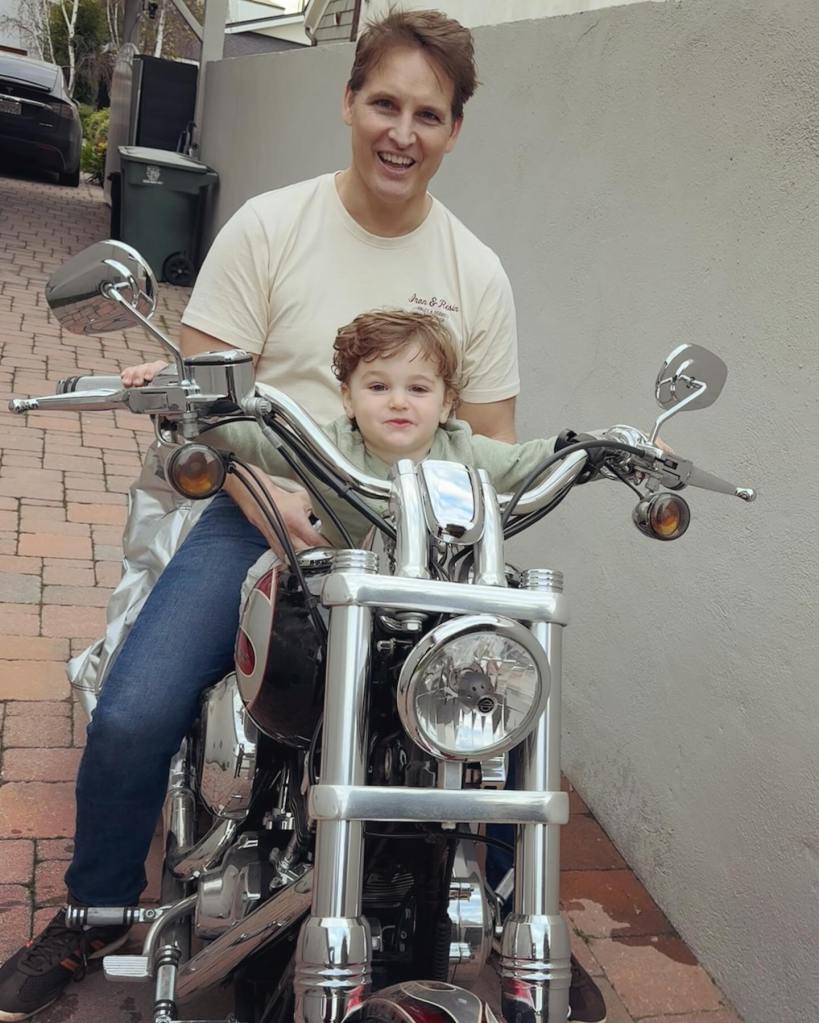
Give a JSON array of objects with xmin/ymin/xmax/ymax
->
[
  {"xmin": 199, "ymin": 2, "xmax": 819, "ymax": 1021},
  {"xmin": 359, "ymin": 0, "xmax": 664, "ymax": 30}
]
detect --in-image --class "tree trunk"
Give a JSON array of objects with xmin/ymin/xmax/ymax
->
[
  {"xmin": 106, "ymin": 0, "xmax": 121, "ymax": 49},
  {"xmin": 59, "ymin": 0, "xmax": 81, "ymax": 96},
  {"xmin": 153, "ymin": 0, "xmax": 167, "ymax": 57}
]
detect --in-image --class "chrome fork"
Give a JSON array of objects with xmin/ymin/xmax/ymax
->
[
  {"xmin": 293, "ymin": 550, "xmax": 379, "ymax": 1023},
  {"xmin": 500, "ymin": 569, "xmax": 571, "ymax": 1022}
]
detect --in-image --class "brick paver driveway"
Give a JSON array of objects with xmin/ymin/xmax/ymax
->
[
  {"xmin": 0, "ymin": 168, "xmax": 743, "ymax": 1023},
  {"xmin": 0, "ymin": 168, "xmax": 187, "ymax": 1022}
]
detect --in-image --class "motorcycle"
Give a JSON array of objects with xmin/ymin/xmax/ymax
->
[{"xmin": 9, "ymin": 240, "xmax": 756, "ymax": 1023}]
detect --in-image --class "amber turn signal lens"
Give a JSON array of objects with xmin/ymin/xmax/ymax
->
[
  {"xmin": 167, "ymin": 443, "xmax": 226, "ymax": 499},
  {"xmin": 632, "ymin": 492, "xmax": 690, "ymax": 541}
]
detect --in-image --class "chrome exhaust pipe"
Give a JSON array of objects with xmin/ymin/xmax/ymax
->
[{"xmin": 175, "ymin": 868, "xmax": 313, "ymax": 1004}]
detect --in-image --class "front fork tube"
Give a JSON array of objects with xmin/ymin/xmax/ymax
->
[
  {"xmin": 501, "ymin": 613, "xmax": 571, "ymax": 1022},
  {"xmin": 294, "ymin": 555, "xmax": 377, "ymax": 1023}
]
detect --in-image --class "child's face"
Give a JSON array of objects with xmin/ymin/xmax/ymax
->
[{"xmin": 341, "ymin": 341, "xmax": 453, "ymax": 465}]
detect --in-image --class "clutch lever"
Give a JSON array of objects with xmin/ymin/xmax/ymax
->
[{"xmin": 9, "ymin": 381, "xmax": 197, "ymax": 419}]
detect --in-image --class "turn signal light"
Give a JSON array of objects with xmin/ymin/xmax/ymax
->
[
  {"xmin": 167, "ymin": 443, "xmax": 226, "ymax": 499},
  {"xmin": 632, "ymin": 492, "xmax": 690, "ymax": 541}
]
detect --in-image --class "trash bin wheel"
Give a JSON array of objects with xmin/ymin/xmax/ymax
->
[{"xmin": 163, "ymin": 252, "xmax": 196, "ymax": 287}]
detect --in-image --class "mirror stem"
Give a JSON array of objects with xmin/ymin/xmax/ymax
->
[
  {"xmin": 102, "ymin": 285, "xmax": 188, "ymax": 382},
  {"xmin": 650, "ymin": 378, "xmax": 707, "ymax": 443}
]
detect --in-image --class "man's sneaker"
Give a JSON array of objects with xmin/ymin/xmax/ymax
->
[
  {"xmin": 0, "ymin": 908, "xmax": 129, "ymax": 1021},
  {"xmin": 568, "ymin": 953, "xmax": 607, "ymax": 1022}
]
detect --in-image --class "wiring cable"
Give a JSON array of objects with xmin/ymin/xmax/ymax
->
[
  {"xmin": 501, "ymin": 438, "xmax": 652, "ymax": 527},
  {"xmin": 227, "ymin": 460, "xmax": 327, "ymax": 641}
]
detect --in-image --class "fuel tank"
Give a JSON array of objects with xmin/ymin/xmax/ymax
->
[{"xmin": 234, "ymin": 549, "xmax": 333, "ymax": 748}]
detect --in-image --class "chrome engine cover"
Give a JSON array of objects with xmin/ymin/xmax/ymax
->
[
  {"xmin": 194, "ymin": 833, "xmax": 263, "ymax": 939},
  {"xmin": 198, "ymin": 673, "xmax": 258, "ymax": 819}
]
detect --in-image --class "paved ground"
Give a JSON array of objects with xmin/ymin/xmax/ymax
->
[{"xmin": 0, "ymin": 167, "xmax": 743, "ymax": 1023}]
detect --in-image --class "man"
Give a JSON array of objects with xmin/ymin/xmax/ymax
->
[{"xmin": 0, "ymin": 11, "xmax": 605, "ymax": 1022}]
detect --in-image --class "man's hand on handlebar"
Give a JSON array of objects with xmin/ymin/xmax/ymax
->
[
  {"xmin": 121, "ymin": 360, "xmax": 169, "ymax": 387},
  {"xmin": 223, "ymin": 472, "xmax": 325, "ymax": 559}
]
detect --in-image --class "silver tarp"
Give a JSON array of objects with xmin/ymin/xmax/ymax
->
[{"xmin": 66, "ymin": 441, "xmax": 209, "ymax": 718}]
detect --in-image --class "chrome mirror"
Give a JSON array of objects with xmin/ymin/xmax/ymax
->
[
  {"xmin": 46, "ymin": 240, "xmax": 157, "ymax": 334},
  {"xmin": 650, "ymin": 344, "xmax": 727, "ymax": 442},
  {"xmin": 45, "ymin": 240, "xmax": 185, "ymax": 379},
  {"xmin": 418, "ymin": 461, "xmax": 484, "ymax": 544}
]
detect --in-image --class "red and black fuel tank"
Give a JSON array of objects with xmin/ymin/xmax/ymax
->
[{"xmin": 234, "ymin": 550, "xmax": 332, "ymax": 749}]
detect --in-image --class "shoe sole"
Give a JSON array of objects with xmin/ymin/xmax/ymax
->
[{"xmin": 0, "ymin": 932, "xmax": 130, "ymax": 1022}]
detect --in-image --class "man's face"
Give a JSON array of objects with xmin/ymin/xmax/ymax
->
[{"xmin": 343, "ymin": 46, "xmax": 462, "ymax": 214}]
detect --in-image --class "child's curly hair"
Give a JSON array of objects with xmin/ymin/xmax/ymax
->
[{"xmin": 332, "ymin": 309, "xmax": 461, "ymax": 406}]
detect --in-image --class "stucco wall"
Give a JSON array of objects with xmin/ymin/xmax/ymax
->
[{"xmin": 199, "ymin": 2, "xmax": 819, "ymax": 1021}]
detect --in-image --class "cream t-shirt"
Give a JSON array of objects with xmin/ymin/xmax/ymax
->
[{"xmin": 181, "ymin": 173, "xmax": 520, "ymax": 426}]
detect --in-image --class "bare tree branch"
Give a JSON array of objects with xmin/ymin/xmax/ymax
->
[{"xmin": 1, "ymin": 0, "xmax": 55, "ymax": 62}]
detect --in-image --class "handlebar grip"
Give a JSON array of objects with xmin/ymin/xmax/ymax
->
[{"xmin": 57, "ymin": 374, "xmax": 124, "ymax": 394}]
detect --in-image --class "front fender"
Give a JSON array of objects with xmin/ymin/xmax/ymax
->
[{"xmin": 349, "ymin": 981, "xmax": 500, "ymax": 1022}]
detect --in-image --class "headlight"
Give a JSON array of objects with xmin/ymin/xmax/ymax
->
[{"xmin": 396, "ymin": 615, "xmax": 550, "ymax": 760}]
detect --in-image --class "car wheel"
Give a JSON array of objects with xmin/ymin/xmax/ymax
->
[{"xmin": 59, "ymin": 166, "xmax": 80, "ymax": 187}]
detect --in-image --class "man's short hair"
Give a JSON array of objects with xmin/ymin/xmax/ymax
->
[
  {"xmin": 348, "ymin": 8, "xmax": 478, "ymax": 122},
  {"xmin": 332, "ymin": 308, "xmax": 462, "ymax": 403}
]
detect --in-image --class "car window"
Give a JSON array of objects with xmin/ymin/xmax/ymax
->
[{"xmin": 0, "ymin": 56, "xmax": 60, "ymax": 91}]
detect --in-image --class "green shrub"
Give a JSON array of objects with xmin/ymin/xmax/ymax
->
[{"xmin": 80, "ymin": 106, "xmax": 110, "ymax": 185}]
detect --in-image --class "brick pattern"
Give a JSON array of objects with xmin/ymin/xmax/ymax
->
[
  {"xmin": 0, "ymin": 170, "xmax": 188, "ymax": 1019},
  {"xmin": 0, "ymin": 169, "xmax": 744, "ymax": 1021}
]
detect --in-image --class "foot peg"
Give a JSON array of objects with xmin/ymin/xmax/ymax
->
[
  {"xmin": 66, "ymin": 904, "xmax": 170, "ymax": 927},
  {"xmin": 77, "ymin": 901, "xmax": 245, "ymax": 1023},
  {"xmin": 84, "ymin": 898, "xmax": 201, "ymax": 1023},
  {"xmin": 103, "ymin": 954, "xmax": 152, "ymax": 981}
]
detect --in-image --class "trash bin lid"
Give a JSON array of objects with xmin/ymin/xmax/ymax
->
[{"xmin": 118, "ymin": 146, "xmax": 211, "ymax": 173}]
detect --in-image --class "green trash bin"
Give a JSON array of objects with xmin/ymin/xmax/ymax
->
[{"xmin": 118, "ymin": 146, "xmax": 218, "ymax": 286}]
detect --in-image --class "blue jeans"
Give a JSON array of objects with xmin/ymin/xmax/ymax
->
[{"xmin": 65, "ymin": 494, "xmax": 269, "ymax": 906}]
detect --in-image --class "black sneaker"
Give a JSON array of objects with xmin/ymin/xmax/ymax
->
[
  {"xmin": 568, "ymin": 953, "xmax": 606, "ymax": 1022},
  {"xmin": 0, "ymin": 908, "xmax": 129, "ymax": 1021}
]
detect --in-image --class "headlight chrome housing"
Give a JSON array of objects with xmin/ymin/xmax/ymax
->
[{"xmin": 396, "ymin": 614, "xmax": 550, "ymax": 761}]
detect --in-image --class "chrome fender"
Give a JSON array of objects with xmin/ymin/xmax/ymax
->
[{"xmin": 349, "ymin": 981, "xmax": 500, "ymax": 1022}]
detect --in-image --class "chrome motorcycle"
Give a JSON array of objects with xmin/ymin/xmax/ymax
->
[{"xmin": 9, "ymin": 241, "xmax": 755, "ymax": 1023}]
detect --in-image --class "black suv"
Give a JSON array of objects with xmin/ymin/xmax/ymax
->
[{"xmin": 0, "ymin": 54, "xmax": 82, "ymax": 186}]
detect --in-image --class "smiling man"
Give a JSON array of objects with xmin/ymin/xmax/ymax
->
[{"xmin": 0, "ymin": 12, "xmax": 602, "ymax": 1023}]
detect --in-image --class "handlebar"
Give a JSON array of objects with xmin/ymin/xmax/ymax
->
[
  {"xmin": 9, "ymin": 376, "xmax": 755, "ymax": 512},
  {"xmin": 601, "ymin": 425, "xmax": 756, "ymax": 503},
  {"xmin": 251, "ymin": 386, "xmax": 391, "ymax": 502}
]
